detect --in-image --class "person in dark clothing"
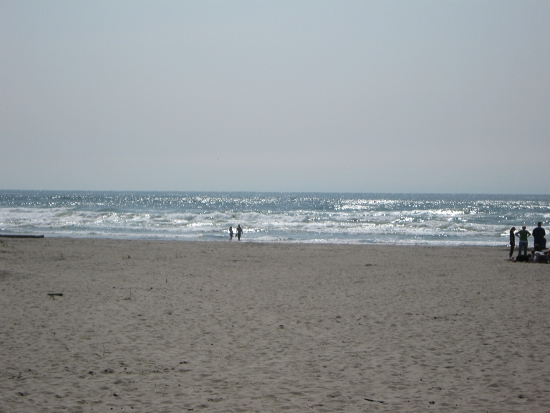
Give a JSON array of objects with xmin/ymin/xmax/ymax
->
[
  {"xmin": 509, "ymin": 227, "xmax": 516, "ymax": 260},
  {"xmin": 236, "ymin": 224, "xmax": 243, "ymax": 241},
  {"xmin": 532, "ymin": 222, "xmax": 546, "ymax": 250}
]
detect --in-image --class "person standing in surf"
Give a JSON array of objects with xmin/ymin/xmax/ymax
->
[
  {"xmin": 229, "ymin": 226, "xmax": 233, "ymax": 240},
  {"xmin": 236, "ymin": 225, "xmax": 243, "ymax": 241}
]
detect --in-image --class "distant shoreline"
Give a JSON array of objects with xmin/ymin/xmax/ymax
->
[{"xmin": 0, "ymin": 234, "xmax": 506, "ymax": 249}]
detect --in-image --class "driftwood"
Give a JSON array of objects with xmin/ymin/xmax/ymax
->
[
  {"xmin": 47, "ymin": 293, "xmax": 63, "ymax": 297},
  {"xmin": 364, "ymin": 398, "xmax": 385, "ymax": 403},
  {"xmin": 0, "ymin": 234, "xmax": 44, "ymax": 238}
]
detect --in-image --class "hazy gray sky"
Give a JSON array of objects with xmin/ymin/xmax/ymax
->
[{"xmin": 1, "ymin": 1, "xmax": 549, "ymax": 193}]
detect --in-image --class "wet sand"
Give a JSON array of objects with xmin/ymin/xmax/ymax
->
[{"xmin": 1, "ymin": 238, "xmax": 549, "ymax": 412}]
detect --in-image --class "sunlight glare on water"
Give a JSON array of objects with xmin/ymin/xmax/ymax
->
[{"xmin": 0, "ymin": 191, "xmax": 549, "ymax": 246}]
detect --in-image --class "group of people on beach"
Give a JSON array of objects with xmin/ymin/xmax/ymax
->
[
  {"xmin": 509, "ymin": 222, "xmax": 549, "ymax": 263},
  {"xmin": 228, "ymin": 225, "xmax": 243, "ymax": 241}
]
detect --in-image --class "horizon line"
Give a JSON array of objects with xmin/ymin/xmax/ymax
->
[{"xmin": 1, "ymin": 189, "xmax": 549, "ymax": 197}]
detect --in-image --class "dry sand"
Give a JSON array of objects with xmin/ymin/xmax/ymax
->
[{"xmin": 1, "ymin": 237, "xmax": 549, "ymax": 412}]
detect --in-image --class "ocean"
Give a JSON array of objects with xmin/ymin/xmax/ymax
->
[{"xmin": 0, "ymin": 191, "xmax": 549, "ymax": 246}]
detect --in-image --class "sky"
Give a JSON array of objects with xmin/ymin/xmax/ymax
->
[{"xmin": 1, "ymin": 1, "xmax": 549, "ymax": 194}]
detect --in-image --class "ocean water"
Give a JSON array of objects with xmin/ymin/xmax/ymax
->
[{"xmin": 0, "ymin": 191, "xmax": 549, "ymax": 246}]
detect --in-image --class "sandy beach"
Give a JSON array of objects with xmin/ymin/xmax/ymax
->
[{"xmin": 1, "ymin": 237, "xmax": 549, "ymax": 412}]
